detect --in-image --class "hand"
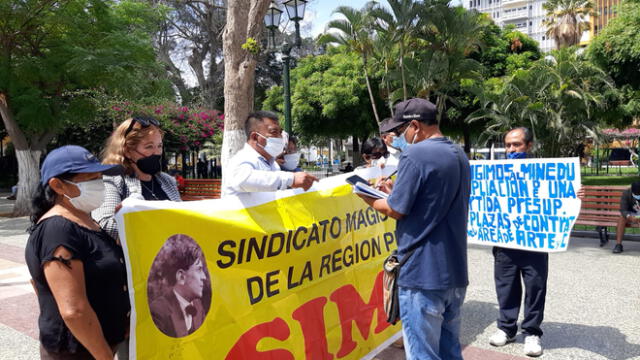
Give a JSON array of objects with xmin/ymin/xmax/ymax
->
[
  {"xmin": 292, "ymin": 172, "xmax": 319, "ymax": 191},
  {"xmin": 374, "ymin": 177, "xmax": 394, "ymax": 194},
  {"xmin": 115, "ymin": 203, "xmax": 123, "ymax": 214},
  {"xmin": 577, "ymin": 186, "xmax": 585, "ymax": 199}
]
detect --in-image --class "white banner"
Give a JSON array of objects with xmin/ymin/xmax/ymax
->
[{"xmin": 467, "ymin": 158, "xmax": 582, "ymax": 252}]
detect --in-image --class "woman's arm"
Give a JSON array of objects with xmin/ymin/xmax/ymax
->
[
  {"xmin": 44, "ymin": 246, "xmax": 113, "ymax": 360},
  {"xmin": 92, "ymin": 176, "xmax": 123, "ymax": 240}
]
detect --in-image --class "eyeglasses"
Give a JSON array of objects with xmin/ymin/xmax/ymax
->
[
  {"xmin": 392, "ymin": 122, "xmax": 411, "ymax": 136},
  {"xmin": 363, "ymin": 151, "xmax": 389, "ymax": 160},
  {"xmin": 124, "ymin": 116, "xmax": 160, "ymax": 137}
]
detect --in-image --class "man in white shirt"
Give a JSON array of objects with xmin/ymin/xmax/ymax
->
[
  {"xmin": 379, "ymin": 118, "xmax": 401, "ymax": 167},
  {"xmin": 223, "ymin": 111, "xmax": 317, "ymax": 196}
]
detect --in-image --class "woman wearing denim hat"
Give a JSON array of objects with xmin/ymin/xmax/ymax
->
[
  {"xmin": 25, "ymin": 145, "xmax": 129, "ymax": 359},
  {"xmin": 93, "ymin": 116, "xmax": 181, "ymax": 241}
]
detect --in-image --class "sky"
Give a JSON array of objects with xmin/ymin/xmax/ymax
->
[
  {"xmin": 301, "ymin": 0, "xmax": 461, "ymax": 37},
  {"xmin": 302, "ymin": 0, "xmax": 390, "ymax": 37}
]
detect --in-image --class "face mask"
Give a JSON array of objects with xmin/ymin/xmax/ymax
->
[
  {"xmin": 507, "ymin": 152, "xmax": 527, "ymax": 159},
  {"xmin": 64, "ymin": 178, "xmax": 105, "ymax": 213},
  {"xmin": 282, "ymin": 153, "xmax": 301, "ymax": 170},
  {"xmin": 371, "ymin": 157, "xmax": 386, "ymax": 167},
  {"xmin": 256, "ymin": 133, "xmax": 285, "ymax": 158},
  {"xmin": 391, "ymin": 125, "xmax": 416, "ymax": 152},
  {"xmin": 136, "ymin": 154, "xmax": 162, "ymax": 175},
  {"xmin": 633, "ymin": 194, "xmax": 640, "ymax": 200}
]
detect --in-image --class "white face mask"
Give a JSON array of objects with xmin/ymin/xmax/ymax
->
[
  {"xmin": 282, "ymin": 153, "xmax": 301, "ymax": 170},
  {"xmin": 64, "ymin": 178, "xmax": 105, "ymax": 213},
  {"xmin": 371, "ymin": 157, "xmax": 386, "ymax": 167},
  {"xmin": 256, "ymin": 133, "xmax": 286, "ymax": 158}
]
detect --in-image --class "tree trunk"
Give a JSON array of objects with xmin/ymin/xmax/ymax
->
[
  {"xmin": 13, "ymin": 149, "xmax": 42, "ymax": 216},
  {"xmin": 221, "ymin": 0, "xmax": 271, "ymax": 175},
  {"xmin": 352, "ymin": 136, "xmax": 361, "ymax": 168},
  {"xmin": 0, "ymin": 93, "xmax": 54, "ymax": 217},
  {"xmin": 362, "ymin": 55, "xmax": 381, "ymax": 124},
  {"xmin": 400, "ymin": 41, "xmax": 407, "ymax": 101}
]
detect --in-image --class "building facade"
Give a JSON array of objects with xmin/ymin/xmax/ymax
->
[
  {"xmin": 465, "ymin": 0, "xmax": 556, "ymax": 52},
  {"xmin": 593, "ymin": 0, "xmax": 621, "ymax": 35}
]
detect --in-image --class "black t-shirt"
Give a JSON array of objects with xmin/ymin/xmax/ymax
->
[
  {"xmin": 140, "ymin": 175, "xmax": 169, "ymax": 201},
  {"xmin": 25, "ymin": 216, "xmax": 130, "ymax": 354}
]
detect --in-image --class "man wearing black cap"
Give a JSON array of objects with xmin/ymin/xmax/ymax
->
[
  {"xmin": 615, "ymin": 181, "xmax": 640, "ymax": 253},
  {"xmin": 357, "ymin": 98, "xmax": 470, "ymax": 360}
]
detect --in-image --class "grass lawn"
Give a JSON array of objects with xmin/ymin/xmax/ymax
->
[{"xmin": 581, "ymin": 175, "xmax": 640, "ymax": 186}]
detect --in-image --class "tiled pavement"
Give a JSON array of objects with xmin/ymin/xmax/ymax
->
[{"xmin": 1, "ymin": 194, "xmax": 639, "ymax": 360}]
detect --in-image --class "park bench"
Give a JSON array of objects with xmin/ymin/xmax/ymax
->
[
  {"xmin": 575, "ymin": 185, "xmax": 638, "ymax": 244},
  {"xmin": 180, "ymin": 179, "xmax": 222, "ymax": 201}
]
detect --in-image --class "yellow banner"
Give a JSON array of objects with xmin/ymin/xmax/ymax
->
[{"xmin": 117, "ymin": 171, "xmax": 400, "ymax": 359}]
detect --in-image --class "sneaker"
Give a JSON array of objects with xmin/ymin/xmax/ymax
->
[
  {"xmin": 489, "ymin": 329, "xmax": 515, "ymax": 347},
  {"xmin": 524, "ymin": 335, "xmax": 543, "ymax": 357},
  {"xmin": 613, "ymin": 244, "xmax": 623, "ymax": 254}
]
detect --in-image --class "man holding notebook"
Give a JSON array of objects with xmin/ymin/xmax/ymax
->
[{"xmin": 356, "ymin": 98, "xmax": 471, "ymax": 360}]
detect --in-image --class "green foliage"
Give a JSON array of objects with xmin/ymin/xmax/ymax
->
[
  {"xmin": 0, "ymin": 0, "xmax": 173, "ymax": 140},
  {"xmin": 242, "ymin": 37, "xmax": 261, "ymax": 55},
  {"xmin": 467, "ymin": 48, "xmax": 615, "ymax": 157},
  {"xmin": 263, "ymin": 52, "xmax": 380, "ymax": 141},
  {"xmin": 588, "ymin": 1, "xmax": 640, "ymax": 89}
]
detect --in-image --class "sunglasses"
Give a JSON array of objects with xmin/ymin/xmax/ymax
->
[
  {"xmin": 363, "ymin": 152, "xmax": 389, "ymax": 160},
  {"xmin": 124, "ymin": 116, "xmax": 160, "ymax": 137}
]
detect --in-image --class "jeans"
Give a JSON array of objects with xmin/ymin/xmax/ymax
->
[
  {"xmin": 398, "ymin": 286, "xmax": 467, "ymax": 360},
  {"xmin": 493, "ymin": 247, "xmax": 548, "ymax": 338}
]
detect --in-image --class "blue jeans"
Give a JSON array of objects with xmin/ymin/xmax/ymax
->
[{"xmin": 398, "ymin": 286, "xmax": 467, "ymax": 360}]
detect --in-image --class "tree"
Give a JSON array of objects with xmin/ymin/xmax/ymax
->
[
  {"xmin": 468, "ymin": 48, "xmax": 615, "ymax": 157},
  {"xmin": 0, "ymin": 0, "xmax": 172, "ymax": 216},
  {"xmin": 319, "ymin": 3, "xmax": 381, "ymax": 123},
  {"xmin": 543, "ymin": 0, "xmax": 596, "ymax": 49},
  {"xmin": 262, "ymin": 51, "xmax": 382, "ymax": 161},
  {"xmin": 412, "ymin": 5, "xmax": 485, "ymax": 122},
  {"xmin": 588, "ymin": 0, "xmax": 640, "ymax": 89},
  {"xmin": 154, "ymin": 0, "xmax": 227, "ymax": 107},
  {"xmin": 370, "ymin": 0, "xmax": 421, "ymax": 101},
  {"xmin": 221, "ymin": 0, "xmax": 271, "ymax": 170}
]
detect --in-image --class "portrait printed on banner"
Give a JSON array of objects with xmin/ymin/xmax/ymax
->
[{"xmin": 147, "ymin": 234, "xmax": 212, "ymax": 338}]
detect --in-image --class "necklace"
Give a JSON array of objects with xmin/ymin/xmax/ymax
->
[{"xmin": 140, "ymin": 178, "xmax": 159, "ymax": 200}]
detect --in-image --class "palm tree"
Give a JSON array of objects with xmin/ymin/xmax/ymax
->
[
  {"xmin": 543, "ymin": 0, "xmax": 596, "ymax": 49},
  {"xmin": 319, "ymin": 3, "xmax": 381, "ymax": 123},
  {"xmin": 468, "ymin": 48, "xmax": 614, "ymax": 157},
  {"xmin": 414, "ymin": 5, "xmax": 486, "ymax": 122},
  {"xmin": 370, "ymin": 30, "xmax": 398, "ymax": 115},
  {"xmin": 370, "ymin": 0, "xmax": 422, "ymax": 101}
]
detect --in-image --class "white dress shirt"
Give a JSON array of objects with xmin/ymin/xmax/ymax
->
[
  {"xmin": 222, "ymin": 143, "xmax": 295, "ymax": 197},
  {"xmin": 173, "ymin": 289, "xmax": 193, "ymax": 330},
  {"xmin": 386, "ymin": 147, "xmax": 401, "ymax": 167}
]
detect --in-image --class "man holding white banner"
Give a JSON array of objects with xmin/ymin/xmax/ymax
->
[{"xmin": 488, "ymin": 128, "xmax": 550, "ymax": 357}]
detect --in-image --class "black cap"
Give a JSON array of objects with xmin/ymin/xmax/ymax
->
[
  {"xmin": 380, "ymin": 98, "xmax": 438, "ymax": 133},
  {"xmin": 40, "ymin": 145, "xmax": 123, "ymax": 185}
]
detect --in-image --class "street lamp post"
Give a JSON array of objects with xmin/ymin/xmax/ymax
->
[{"xmin": 264, "ymin": 0, "xmax": 307, "ymax": 135}]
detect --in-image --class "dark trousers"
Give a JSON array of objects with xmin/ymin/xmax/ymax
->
[{"xmin": 493, "ymin": 247, "xmax": 548, "ymax": 338}]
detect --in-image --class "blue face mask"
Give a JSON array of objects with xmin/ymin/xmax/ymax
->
[
  {"xmin": 633, "ymin": 194, "xmax": 640, "ymax": 200},
  {"xmin": 390, "ymin": 125, "xmax": 415, "ymax": 152},
  {"xmin": 507, "ymin": 152, "xmax": 527, "ymax": 159}
]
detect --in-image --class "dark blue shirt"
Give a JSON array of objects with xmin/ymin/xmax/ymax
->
[{"xmin": 387, "ymin": 137, "xmax": 471, "ymax": 290}]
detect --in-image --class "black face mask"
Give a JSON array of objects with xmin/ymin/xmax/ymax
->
[{"xmin": 136, "ymin": 154, "xmax": 162, "ymax": 175}]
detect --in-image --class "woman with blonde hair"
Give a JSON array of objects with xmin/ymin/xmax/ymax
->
[{"xmin": 93, "ymin": 116, "xmax": 181, "ymax": 240}]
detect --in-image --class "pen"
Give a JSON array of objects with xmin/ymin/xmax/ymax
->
[{"xmin": 381, "ymin": 170, "xmax": 398, "ymax": 182}]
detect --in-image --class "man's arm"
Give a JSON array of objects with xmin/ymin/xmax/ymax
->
[
  {"xmin": 358, "ymin": 195, "xmax": 404, "ymax": 220},
  {"xmin": 228, "ymin": 163, "xmax": 295, "ymax": 192}
]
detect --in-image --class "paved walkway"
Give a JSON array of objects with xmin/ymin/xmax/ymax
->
[{"xmin": 1, "ymin": 194, "xmax": 639, "ymax": 359}]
